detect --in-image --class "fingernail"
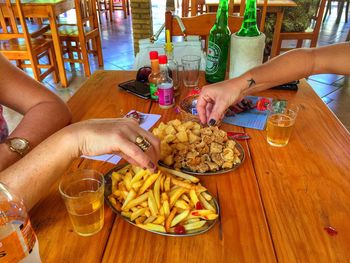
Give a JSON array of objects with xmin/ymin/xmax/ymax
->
[
  {"xmin": 208, "ymin": 119, "xmax": 216, "ymax": 126},
  {"xmin": 148, "ymin": 161, "xmax": 155, "ymax": 169}
]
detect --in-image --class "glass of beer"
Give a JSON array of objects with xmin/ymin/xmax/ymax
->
[
  {"xmin": 59, "ymin": 169, "xmax": 104, "ymax": 236},
  {"xmin": 266, "ymin": 104, "xmax": 299, "ymax": 147}
]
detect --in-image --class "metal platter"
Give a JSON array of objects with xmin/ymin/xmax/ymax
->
[
  {"xmin": 159, "ymin": 139, "xmax": 245, "ymax": 176},
  {"xmin": 104, "ymin": 164, "xmax": 219, "ymax": 237}
]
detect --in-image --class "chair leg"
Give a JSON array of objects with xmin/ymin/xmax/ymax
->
[
  {"xmin": 96, "ymin": 36, "xmax": 104, "ymax": 67},
  {"xmin": 16, "ymin": 60, "xmax": 23, "ymax": 70},
  {"xmin": 48, "ymin": 44, "xmax": 59, "ymax": 83},
  {"xmin": 31, "ymin": 56, "xmax": 41, "ymax": 82},
  {"xmin": 127, "ymin": 0, "xmax": 130, "ymax": 16},
  {"xmin": 66, "ymin": 41, "xmax": 75, "ymax": 70},
  {"xmin": 80, "ymin": 42, "xmax": 91, "ymax": 77},
  {"xmin": 296, "ymin": 39, "xmax": 303, "ymax": 48},
  {"xmin": 123, "ymin": 0, "xmax": 127, "ymax": 19},
  {"xmin": 345, "ymin": 0, "xmax": 349, "ymax": 23}
]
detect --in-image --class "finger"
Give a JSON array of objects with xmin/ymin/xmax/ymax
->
[
  {"xmin": 114, "ymin": 135, "xmax": 156, "ymax": 171},
  {"xmin": 205, "ymin": 103, "xmax": 213, "ymax": 122},
  {"xmin": 208, "ymin": 101, "xmax": 229, "ymax": 125},
  {"xmin": 137, "ymin": 129, "xmax": 160, "ymax": 160},
  {"xmin": 196, "ymin": 93, "xmax": 209, "ymax": 125}
]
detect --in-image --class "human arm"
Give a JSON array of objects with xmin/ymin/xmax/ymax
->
[
  {"xmin": 0, "ymin": 118, "xmax": 160, "ymax": 210},
  {"xmin": 197, "ymin": 42, "xmax": 350, "ymax": 125},
  {"xmin": 0, "ymin": 54, "xmax": 72, "ymax": 170}
]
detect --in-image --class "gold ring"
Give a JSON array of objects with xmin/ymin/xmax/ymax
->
[{"xmin": 135, "ymin": 135, "xmax": 151, "ymax": 152}]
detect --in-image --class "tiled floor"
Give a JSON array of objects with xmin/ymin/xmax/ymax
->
[{"xmin": 3, "ymin": 2, "xmax": 350, "ymax": 132}]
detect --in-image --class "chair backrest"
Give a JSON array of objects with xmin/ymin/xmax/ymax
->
[
  {"xmin": 182, "ymin": 0, "xmax": 206, "ymax": 17},
  {"xmin": 165, "ymin": 11, "xmax": 243, "ymax": 47},
  {"xmin": 229, "ymin": 0, "xmax": 268, "ymax": 32},
  {"xmin": 74, "ymin": 0, "xmax": 99, "ymax": 35},
  {"xmin": 228, "ymin": 0, "xmax": 246, "ymax": 16},
  {"xmin": 310, "ymin": 0, "xmax": 327, "ymax": 34},
  {"xmin": 0, "ymin": 0, "xmax": 33, "ymax": 49}
]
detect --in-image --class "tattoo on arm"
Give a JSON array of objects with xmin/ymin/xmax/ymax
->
[{"xmin": 247, "ymin": 78, "xmax": 256, "ymax": 88}]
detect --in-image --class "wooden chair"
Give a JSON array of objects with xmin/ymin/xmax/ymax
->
[
  {"xmin": 96, "ymin": 0, "xmax": 111, "ymax": 22},
  {"xmin": 112, "ymin": 0, "xmax": 129, "ymax": 19},
  {"xmin": 271, "ymin": 0, "xmax": 327, "ymax": 58},
  {"xmin": 0, "ymin": 0, "xmax": 58, "ymax": 83},
  {"xmin": 165, "ymin": 11, "xmax": 243, "ymax": 49},
  {"xmin": 182, "ymin": 0, "xmax": 206, "ymax": 17},
  {"xmin": 229, "ymin": 0, "xmax": 268, "ymax": 32},
  {"xmin": 46, "ymin": 0, "xmax": 103, "ymax": 77}
]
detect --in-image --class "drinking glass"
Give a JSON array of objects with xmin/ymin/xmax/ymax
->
[
  {"xmin": 59, "ymin": 169, "xmax": 104, "ymax": 236},
  {"xmin": 181, "ymin": 55, "xmax": 201, "ymax": 88},
  {"xmin": 266, "ymin": 104, "xmax": 299, "ymax": 147}
]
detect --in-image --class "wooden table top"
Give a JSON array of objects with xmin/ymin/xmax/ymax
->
[
  {"xmin": 30, "ymin": 70, "xmax": 350, "ymax": 262},
  {"xmin": 205, "ymin": 0, "xmax": 297, "ymax": 7}
]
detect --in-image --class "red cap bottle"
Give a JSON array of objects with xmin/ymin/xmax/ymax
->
[
  {"xmin": 149, "ymin": 51, "xmax": 158, "ymax": 60},
  {"xmin": 158, "ymin": 55, "xmax": 168, "ymax": 64}
]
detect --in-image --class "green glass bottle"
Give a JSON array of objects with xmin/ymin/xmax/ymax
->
[
  {"xmin": 236, "ymin": 0, "xmax": 261, "ymax": 37},
  {"xmin": 205, "ymin": 0, "xmax": 231, "ymax": 83}
]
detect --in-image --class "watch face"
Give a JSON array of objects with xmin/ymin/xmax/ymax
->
[{"xmin": 11, "ymin": 138, "xmax": 28, "ymax": 150}]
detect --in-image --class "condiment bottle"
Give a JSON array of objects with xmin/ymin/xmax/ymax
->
[
  {"xmin": 148, "ymin": 51, "xmax": 161, "ymax": 100},
  {"xmin": 157, "ymin": 55, "xmax": 174, "ymax": 109}
]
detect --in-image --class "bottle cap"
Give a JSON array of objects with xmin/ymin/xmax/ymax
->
[
  {"xmin": 158, "ymin": 55, "xmax": 167, "ymax": 64},
  {"xmin": 149, "ymin": 51, "xmax": 159, "ymax": 60}
]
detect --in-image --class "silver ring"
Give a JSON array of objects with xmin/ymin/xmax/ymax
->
[{"xmin": 135, "ymin": 135, "xmax": 151, "ymax": 152}]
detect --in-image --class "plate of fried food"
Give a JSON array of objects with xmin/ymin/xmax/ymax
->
[
  {"xmin": 152, "ymin": 119, "xmax": 245, "ymax": 175},
  {"xmin": 105, "ymin": 164, "xmax": 219, "ymax": 236}
]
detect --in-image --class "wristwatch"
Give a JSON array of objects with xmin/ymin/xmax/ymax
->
[{"xmin": 5, "ymin": 137, "xmax": 30, "ymax": 156}]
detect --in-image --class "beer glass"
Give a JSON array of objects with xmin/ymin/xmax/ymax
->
[
  {"xmin": 182, "ymin": 55, "xmax": 201, "ymax": 88},
  {"xmin": 59, "ymin": 169, "xmax": 104, "ymax": 236},
  {"xmin": 266, "ymin": 104, "xmax": 299, "ymax": 147}
]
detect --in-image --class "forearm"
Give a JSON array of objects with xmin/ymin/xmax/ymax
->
[
  {"xmin": 0, "ymin": 101, "xmax": 71, "ymax": 170},
  {"xmin": 0, "ymin": 126, "xmax": 79, "ymax": 210},
  {"xmin": 238, "ymin": 43, "xmax": 350, "ymax": 97}
]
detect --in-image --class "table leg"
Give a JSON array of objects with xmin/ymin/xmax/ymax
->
[
  {"xmin": 49, "ymin": 7, "xmax": 68, "ymax": 87},
  {"xmin": 270, "ymin": 8, "xmax": 284, "ymax": 58}
]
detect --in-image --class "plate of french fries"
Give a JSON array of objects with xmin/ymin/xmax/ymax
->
[
  {"xmin": 105, "ymin": 164, "xmax": 219, "ymax": 236},
  {"xmin": 152, "ymin": 119, "xmax": 245, "ymax": 175}
]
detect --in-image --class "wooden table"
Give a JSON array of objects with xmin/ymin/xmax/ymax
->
[
  {"xmin": 30, "ymin": 70, "xmax": 350, "ymax": 262},
  {"xmin": 205, "ymin": 0, "xmax": 297, "ymax": 57},
  {"xmin": 2, "ymin": 0, "xmax": 74, "ymax": 87}
]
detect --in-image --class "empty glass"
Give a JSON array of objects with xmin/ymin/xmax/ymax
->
[{"xmin": 181, "ymin": 55, "xmax": 201, "ymax": 88}]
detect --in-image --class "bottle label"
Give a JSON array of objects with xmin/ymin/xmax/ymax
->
[
  {"xmin": 158, "ymin": 84, "xmax": 174, "ymax": 107},
  {"xmin": 150, "ymin": 83, "xmax": 158, "ymax": 100},
  {"xmin": 0, "ymin": 219, "xmax": 37, "ymax": 262},
  {"xmin": 0, "ymin": 231, "xmax": 26, "ymax": 262},
  {"xmin": 206, "ymin": 41, "xmax": 221, "ymax": 75}
]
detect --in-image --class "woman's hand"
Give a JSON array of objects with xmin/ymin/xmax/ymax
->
[
  {"xmin": 69, "ymin": 118, "xmax": 160, "ymax": 171},
  {"xmin": 197, "ymin": 77, "xmax": 246, "ymax": 125}
]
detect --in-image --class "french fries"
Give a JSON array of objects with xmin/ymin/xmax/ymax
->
[{"xmin": 108, "ymin": 164, "xmax": 219, "ymax": 234}]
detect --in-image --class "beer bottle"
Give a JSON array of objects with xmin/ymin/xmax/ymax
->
[
  {"xmin": 205, "ymin": 0, "xmax": 230, "ymax": 83},
  {"xmin": 236, "ymin": 0, "xmax": 261, "ymax": 37}
]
